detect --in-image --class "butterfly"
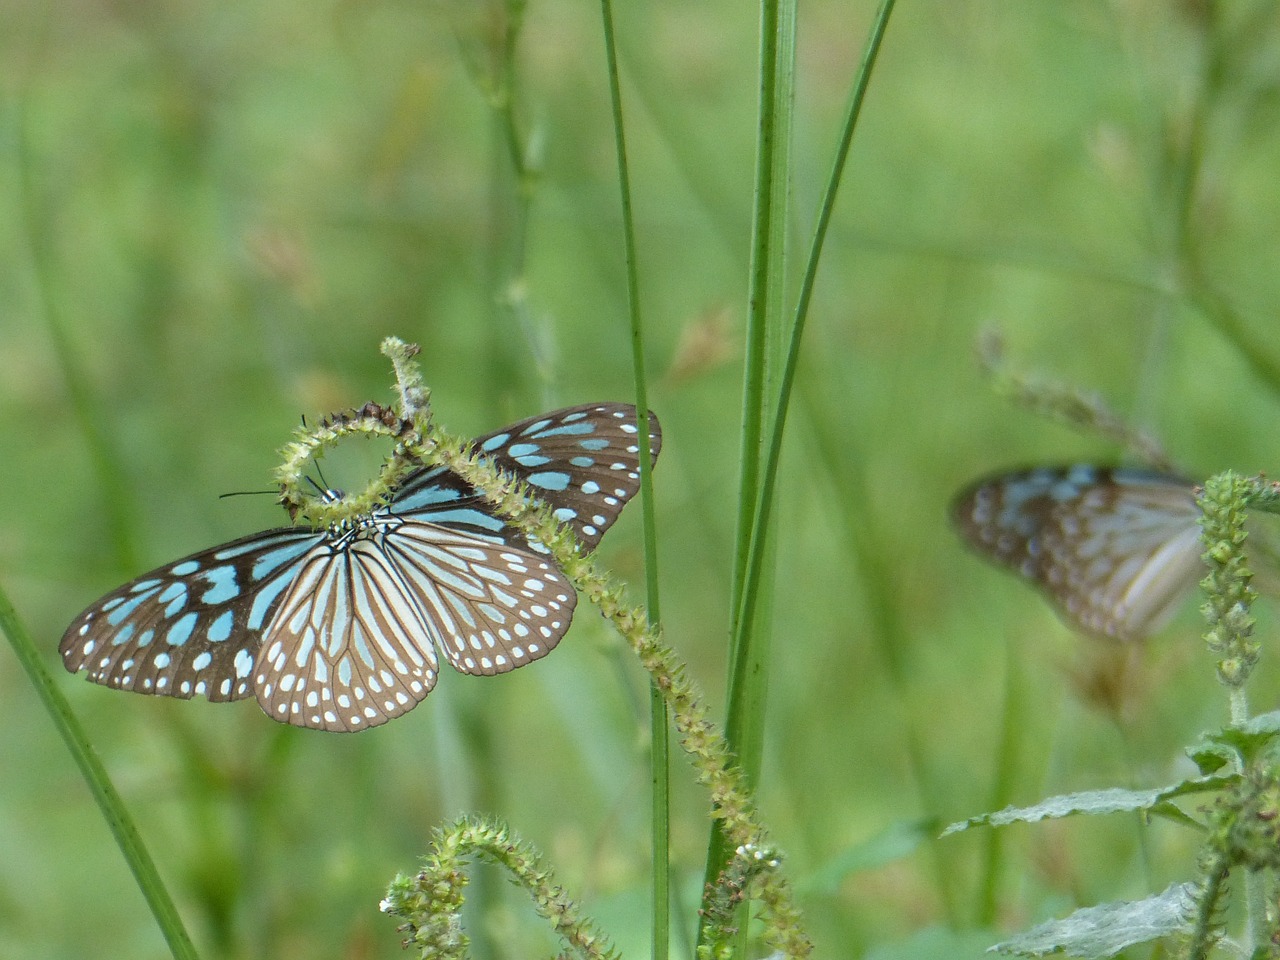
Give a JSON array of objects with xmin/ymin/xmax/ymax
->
[
  {"xmin": 950, "ymin": 465, "xmax": 1203, "ymax": 641},
  {"xmin": 60, "ymin": 403, "xmax": 661, "ymax": 732}
]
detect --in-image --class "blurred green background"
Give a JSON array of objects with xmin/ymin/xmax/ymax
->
[{"xmin": 3, "ymin": 1, "xmax": 1280, "ymax": 957}]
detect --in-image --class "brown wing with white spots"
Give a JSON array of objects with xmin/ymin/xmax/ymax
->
[
  {"xmin": 59, "ymin": 528, "xmax": 319, "ymax": 702},
  {"xmin": 952, "ymin": 465, "xmax": 1201, "ymax": 641},
  {"xmin": 254, "ymin": 535, "xmax": 442, "ymax": 732},
  {"xmin": 380, "ymin": 521, "xmax": 577, "ymax": 677},
  {"xmin": 391, "ymin": 403, "xmax": 661, "ymax": 550},
  {"xmin": 254, "ymin": 519, "xmax": 576, "ymax": 731}
]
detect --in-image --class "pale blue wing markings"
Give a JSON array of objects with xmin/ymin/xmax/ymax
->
[
  {"xmin": 170, "ymin": 560, "xmax": 200, "ymax": 576},
  {"xmin": 528, "ymin": 422, "xmax": 596, "ymax": 438},
  {"xmin": 490, "ymin": 586, "xmax": 519, "ymax": 608},
  {"xmin": 337, "ymin": 657, "xmax": 353, "ymax": 687},
  {"xmin": 579, "ymin": 438, "xmax": 611, "ymax": 451},
  {"xmin": 562, "ymin": 411, "xmax": 589, "ymax": 422},
  {"xmin": 210, "ymin": 530, "xmax": 312, "ymax": 561},
  {"xmin": 441, "ymin": 589, "xmax": 479, "ymax": 628},
  {"xmin": 193, "ymin": 651, "xmax": 213, "ymax": 671},
  {"xmin": 112, "ymin": 624, "xmax": 136, "ymax": 647},
  {"xmin": 351, "ymin": 630, "xmax": 376, "ymax": 670},
  {"xmin": 252, "ymin": 538, "xmax": 320, "ymax": 581},
  {"xmin": 570, "ymin": 456, "xmax": 595, "ymax": 468},
  {"xmin": 106, "ymin": 591, "xmax": 156, "ymax": 627},
  {"xmin": 476, "ymin": 602, "xmax": 507, "ymax": 624},
  {"xmin": 393, "ymin": 481, "xmax": 464, "ymax": 513},
  {"xmin": 394, "ymin": 506, "xmax": 504, "ymax": 531},
  {"xmin": 553, "ymin": 507, "xmax": 577, "ymax": 522},
  {"xmin": 520, "ymin": 419, "xmax": 554, "ymax": 435},
  {"xmin": 233, "ymin": 649, "xmax": 254, "ymax": 678},
  {"xmin": 508, "ymin": 443, "xmax": 541, "ymax": 457},
  {"xmin": 130, "ymin": 578, "xmax": 163, "ymax": 594},
  {"xmin": 199, "ymin": 565, "xmax": 240, "ymax": 604},
  {"xmin": 528, "ymin": 472, "xmax": 570, "ymax": 491},
  {"xmin": 480, "ymin": 432, "xmax": 511, "ymax": 451},
  {"xmin": 581, "ymin": 481, "xmax": 600, "ymax": 494},
  {"xmin": 248, "ymin": 562, "xmax": 309, "ymax": 631},
  {"xmin": 166, "ymin": 612, "xmax": 198, "ymax": 647},
  {"xmin": 101, "ymin": 596, "xmax": 126, "ymax": 612},
  {"xmin": 138, "ymin": 629, "xmax": 154, "ymax": 647},
  {"xmin": 515, "ymin": 455, "xmax": 553, "ymax": 468},
  {"xmin": 160, "ymin": 582, "xmax": 188, "ymax": 616}
]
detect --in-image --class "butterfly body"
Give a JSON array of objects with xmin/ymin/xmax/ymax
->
[
  {"xmin": 61, "ymin": 403, "xmax": 659, "ymax": 731},
  {"xmin": 951, "ymin": 465, "xmax": 1202, "ymax": 641}
]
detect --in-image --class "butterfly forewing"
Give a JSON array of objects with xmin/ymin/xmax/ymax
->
[
  {"xmin": 60, "ymin": 528, "xmax": 320, "ymax": 701},
  {"xmin": 952, "ymin": 466, "xmax": 1201, "ymax": 641},
  {"xmin": 393, "ymin": 403, "xmax": 661, "ymax": 550}
]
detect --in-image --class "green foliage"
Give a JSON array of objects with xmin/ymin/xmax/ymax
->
[
  {"xmin": 5, "ymin": 1, "xmax": 1280, "ymax": 959},
  {"xmin": 948, "ymin": 471, "xmax": 1280, "ymax": 958}
]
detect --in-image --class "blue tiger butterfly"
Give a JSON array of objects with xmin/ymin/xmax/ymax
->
[
  {"xmin": 951, "ymin": 465, "xmax": 1202, "ymax": 641},
  {"xmin": 60, "ymin": 403, "xmax": 660, "ymax": 731}
]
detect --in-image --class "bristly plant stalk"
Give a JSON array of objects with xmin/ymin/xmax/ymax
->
[
  {"xmin": 1195, "ymin": 472, "xmax": 1260, "ymax": 712},
  {"xmin": 383, "ymin": 815, "xmax": 621, "ymax": 960},
  {"xmin": 373, "ymin": 340, "xmax": 812, "ymax": 956},
  {"xmin": 597, "ymin": 2, "xmax": 670, "ymax": 956}
]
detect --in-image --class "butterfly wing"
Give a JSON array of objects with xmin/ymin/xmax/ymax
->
[
  {"xmin": 61, "ymin": 403, "xmax": 656, "ymax": 729},
  {"xmin": 254, "ymin": 520, "xmax": 576, "ymax": 731},
  {"xmin": 59, "ymin": 528, "xmax": 321, "ymax": 701},
  {"xmin": 952, "ymin": 466, "xmax": 1202, "ymax": 641},
  {"xmin": 392, "ymin": 403, "xmax": 661, "ymax": 550}
]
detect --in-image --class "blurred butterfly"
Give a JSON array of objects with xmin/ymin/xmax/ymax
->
[
  {"xmin": 61, "ymin": 403, "xmax": 660, "ymax": 732},
  {"xmin": 950, "ymin": 465, "xmax": 1202, "ymax": 641}
]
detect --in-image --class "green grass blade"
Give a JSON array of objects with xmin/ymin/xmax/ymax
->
[
  {"xmin": 0, "ymin": 583, "xmax": 200, "ymax": 960},
  {"xmin": 701, "ymin": 0, "xmax": 899, "ymax": 948},
  {"xmin": 598, "ymin": 2, "xmax": 668, "ymax": 956},
  {"xmin": 698, "ymin": 0, "xmax": 794, "ymax": 950}
]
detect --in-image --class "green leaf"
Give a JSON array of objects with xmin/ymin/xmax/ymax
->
[
  {"xmin": 991, "ymin": 882, "xmax": 1198, "ymax": 958},
  {"xmin": 942, "ymin": 778, "xmax": 1231, "ymax": 837},
  {"xmin": 1189, "ymin": 711, "xmax": 1280, "ymax": 771}
]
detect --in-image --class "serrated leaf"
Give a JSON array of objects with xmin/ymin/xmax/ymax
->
[
  {"xmin": 1191, "ymin": 711, "xmax": 1280, "ymax": 768},
  {"xmin": 990, "ymin": 882, "xmax": 1198, "ymax": 958},
  {"xmin": 942, "ymin": 777, "xmax": 1230, "ymax": 837}
]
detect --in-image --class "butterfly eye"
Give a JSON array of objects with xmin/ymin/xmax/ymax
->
[
  {"xmin": 951, "ymin": 466, "xmax": 1203, "ymax": 641},
  {"xmin": 60, "ymin": 402, "xmax": 661, "ymax": 731}
]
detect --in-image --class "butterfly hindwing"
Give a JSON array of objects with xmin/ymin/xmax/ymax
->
[
  {"xmin": 952, "ymin": 465, "xmax": 1202, "ymax": 640},
  {"xmin": 253, "ymin": 521, "xmax": 577, "ymax": 731}
]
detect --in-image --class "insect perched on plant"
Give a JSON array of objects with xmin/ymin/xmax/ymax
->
[
  {"xmin": 60, "ymin": 403, "xmax": 660, "ymax": 732},
  {"xmin": 950, "ymin": 465, "xmax": 1203, "ymax": 641}
]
